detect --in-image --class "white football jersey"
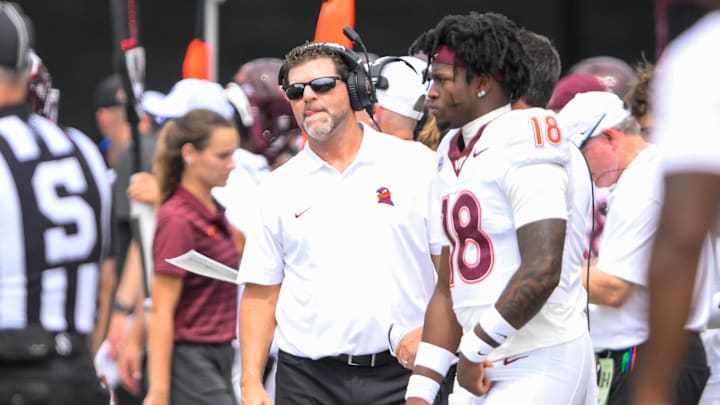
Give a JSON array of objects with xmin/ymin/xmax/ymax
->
[{"xmin": 435, "ymin": 106, "xmax": 589, "ymax": 356}]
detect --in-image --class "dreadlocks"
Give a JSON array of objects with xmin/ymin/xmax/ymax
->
[{"xmin": 409, "ymin": 11, "xmax": 530, "ymax": 102}]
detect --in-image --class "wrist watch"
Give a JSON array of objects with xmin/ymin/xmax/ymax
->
[{"xmin": 112, "ymin": 299, "xmax": 135, "ymax": 315}]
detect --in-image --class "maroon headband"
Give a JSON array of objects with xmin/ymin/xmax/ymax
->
[
  {"xmin": 432, "ymin": 45, "xmax": 467, "ymax": 68},
  {"xmin": 432, "ymin": 45, "xmax": 503, "ymax": 82}
]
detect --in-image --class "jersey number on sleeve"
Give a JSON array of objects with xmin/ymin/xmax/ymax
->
[
  {"xmin": 530, "ymin": 115, "xmax": 562, "ymax": 147},
  {"xmin": 442, "ymin": 191, "xmax": 495, "ymax": 285}
]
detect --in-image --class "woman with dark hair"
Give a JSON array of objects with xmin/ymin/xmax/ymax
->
[{"xmin": 144, "ymin": 109, "xmax": 240, "ymax": 405}]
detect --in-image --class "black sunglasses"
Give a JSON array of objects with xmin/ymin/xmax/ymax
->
[{"xmin": 283, "ymin": 76, "xmax": 342, "ymax": 100}]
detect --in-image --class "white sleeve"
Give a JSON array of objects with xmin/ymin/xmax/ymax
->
[
  {"xmin": 503, "ymin": 163, "xmax": 568, "ymax": 229},
  {"xmin": 236, "ymin": 183, "xmax": 284, "ymax": 285}
]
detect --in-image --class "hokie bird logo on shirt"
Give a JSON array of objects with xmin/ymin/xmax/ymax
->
[{"xmin": 376, "ymin": 187, "xmax": 394, "ymax": 206}]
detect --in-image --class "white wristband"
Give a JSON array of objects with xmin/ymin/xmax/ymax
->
[
  {"xmin": 405, "ymin": 374, "xmax": 441, "ymax": 404},
  {"xmin": 459, "ymin": 329, "xmax": 494, "ymax": 364},
  {"xmin": 414, "ymin": 342, "xmax": 457, "ymax": 377},
  {"xmin": 478, "ymin": 306, "xmax": 517, "ymax": 345}
]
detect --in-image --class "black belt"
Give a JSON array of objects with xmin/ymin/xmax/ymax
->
[
  {"xmin": 0, "ymin": 328, "xmax": 88, "ymax": 363},
  {"xmin": 327, "ymin": 350, "xmax": 395, "ymax": 368}
]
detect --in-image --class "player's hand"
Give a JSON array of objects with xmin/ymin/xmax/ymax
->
[
  {"xmin": 118, "ymin": 330, "xmax": 144, "ymax": 395},
  {"xmin": 456, "ymin": 355, "xmax": 493, "ymax": 397},
  {"xmin": 107, "ymin": 311, "xmax": 130, "ymax": 360},
  {"xmin": 128, "ymin": 172, "xmax": 159, "ymax": 204},
  {"xmin": 240, "ymin": 381, "xmax": 273, "ymax": 405},
  {"xmin": 395, "ymin": 326, "xmax": 422, "ymax": 369},
  {"xmin": 406, "ymin": 397, "xmax": 431, "ymax": 405}
]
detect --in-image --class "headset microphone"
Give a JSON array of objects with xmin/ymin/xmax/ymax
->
[
  {"xmin": 342, "ymin": 26, "xmax": 381, "ymax": 131},
  {"xmin": 342, "ymin": 26, "xmax": 362, "ymax": 45}
]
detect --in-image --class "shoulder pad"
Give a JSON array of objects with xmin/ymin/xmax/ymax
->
[{"xmin": 490, "ymin": 108, "xmax": 571, "ymax": 168}]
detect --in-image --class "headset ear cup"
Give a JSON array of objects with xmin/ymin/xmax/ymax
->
[
  {"xmin": 346, "ymin": 71, "xmax": 362, "ymax": 111},
  {"xmin": 351, "ymin": 69, "xmax": 375, "ymax": 112}
]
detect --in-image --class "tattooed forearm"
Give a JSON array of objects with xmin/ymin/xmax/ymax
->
[{"xmin": 476, "ymin": 219, "xmax": 566, "ymax": 345}]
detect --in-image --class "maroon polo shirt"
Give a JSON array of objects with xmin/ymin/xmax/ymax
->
[{"xmin": 153, "ymin": 186, "xmax": 240, "ymax": 343}]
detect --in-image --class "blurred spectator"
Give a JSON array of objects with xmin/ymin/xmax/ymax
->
[
  {"xmin": 561, "ymin": 91, "xmax": 713, "ymax": 405},
  {"xmin": 226, "ymin": 58, "xmax": 299, "ymax": 166},
  {"xmin": 624, "ymin": 60, "xmax": 655, "ymax": 137},
  {"xmin": 145, "ymin": 109, "xmax": 239, "ymax": 405},
  {"xmin": 568, "ymin": 55, "xmax": 638, "ymax": 99},
  {"xmin": 515, "ymin": 29, "xmax": 561, "ymax": 109},
  {"xmin": 365, "ymin": 55, "xmax": 427, "ymax": 141},
  {"xmin": 413, "ymin": 110, "xmax": 442, "ymax": 151},
  {"xmin": 95, "ymin": 74, "xmax": 131, "ymax": 167},
  {"xmin": 26, "ymin": 50, "xmax": 60, "ymax": 122},
  {"xmin": 105, "ymin": 79, "xmax": 239, "ymax": 402},
  {"xmin": 547, "ymin": 73, "xmax": 608, "ymax": 112}
]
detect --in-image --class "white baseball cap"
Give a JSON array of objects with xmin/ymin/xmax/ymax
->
[
  {"xmin": 370, "ymin": 56, "xmax": 427, "ymax": 120},
  {"xmin": 141, "ymin": 78, "xmax": 235, "ymax": 121},
  {"xmin": 559, "ymin": 91, "xmax": 630, "ymax": 147}
]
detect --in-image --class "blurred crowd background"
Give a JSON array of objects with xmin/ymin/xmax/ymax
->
[{"xmin": 19, "ymin": 0, "xmax": 673, "ymax": 140}]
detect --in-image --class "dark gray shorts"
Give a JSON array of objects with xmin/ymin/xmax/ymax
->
[{"xmin": 171, "ymin": 341, "xmax": 235, "ymax": 405}]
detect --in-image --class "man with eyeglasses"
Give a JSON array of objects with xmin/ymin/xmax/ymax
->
[
  {"xmin": 236, "ymin": 42, "xmax": 443, "ymax": 405},
  {"xmin": 559, "ymin": 91, "xmax": 714, "ymax": 405}
]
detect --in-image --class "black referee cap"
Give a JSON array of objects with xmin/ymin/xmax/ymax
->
[{"xmin": 0, "ymin": 2, "xmax": 34, "ymax": 72}]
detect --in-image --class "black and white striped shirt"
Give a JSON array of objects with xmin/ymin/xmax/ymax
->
[{"xmin": 0, "ymin": 107, "xmax": 111, "ymax": 334}]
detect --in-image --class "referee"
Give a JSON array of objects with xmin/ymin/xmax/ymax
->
[{"xmin": 0, "ymin": 3, "xmax": 112, "ymax": 404}]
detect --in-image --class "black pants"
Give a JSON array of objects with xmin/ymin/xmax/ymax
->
[
  {"xmin": 597, "ymin": 333, "xmax": 710, "ymax": 405},
  {"xmin": 0, "ymin": 333, "xmax": 109, "ymax": 405},
  {"xmin": 276, "ymin": 350, "xmax": 412, "ymax": 405}
]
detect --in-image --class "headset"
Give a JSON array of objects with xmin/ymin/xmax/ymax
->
[
  {"xmin": 278, "ymin": 42, "xmax": 377, "ymax": 116},
  {"xmin": 369, "ymin": 57, "xmax": 419, "ymax": 90}
]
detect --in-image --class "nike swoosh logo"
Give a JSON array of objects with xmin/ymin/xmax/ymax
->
[
  {"xmin": 473, "ymin": 147, "xmax": 489, "ymax": 157},
  {"xmin": 502, "ymin": 355, "xmax": 528, "ymax": 366},
  {"xmin": 294, "ymin": 207, "xmax": 311, "ymax": 218}
]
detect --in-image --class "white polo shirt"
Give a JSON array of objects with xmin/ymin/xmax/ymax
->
[
  {"xmin": 590, "ymin": 145, "xmax": 714, "ymax": 351},
  {"xmin": 238, "ymin": 124, "xmax": 443, "ymax": 359}
]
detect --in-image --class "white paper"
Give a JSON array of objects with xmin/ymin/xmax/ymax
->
[
  {"xmin": 166, "ymin": 249, "xmax": 239, "ymax": 284},
  {"xmin": 94, "ymin": 340, "xmax": 120, "ymax": 388}
]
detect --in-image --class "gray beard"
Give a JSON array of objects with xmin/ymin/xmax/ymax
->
[{"xmin": 303, "ymin": 112, "xmax": 341, "ymax": 141}]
